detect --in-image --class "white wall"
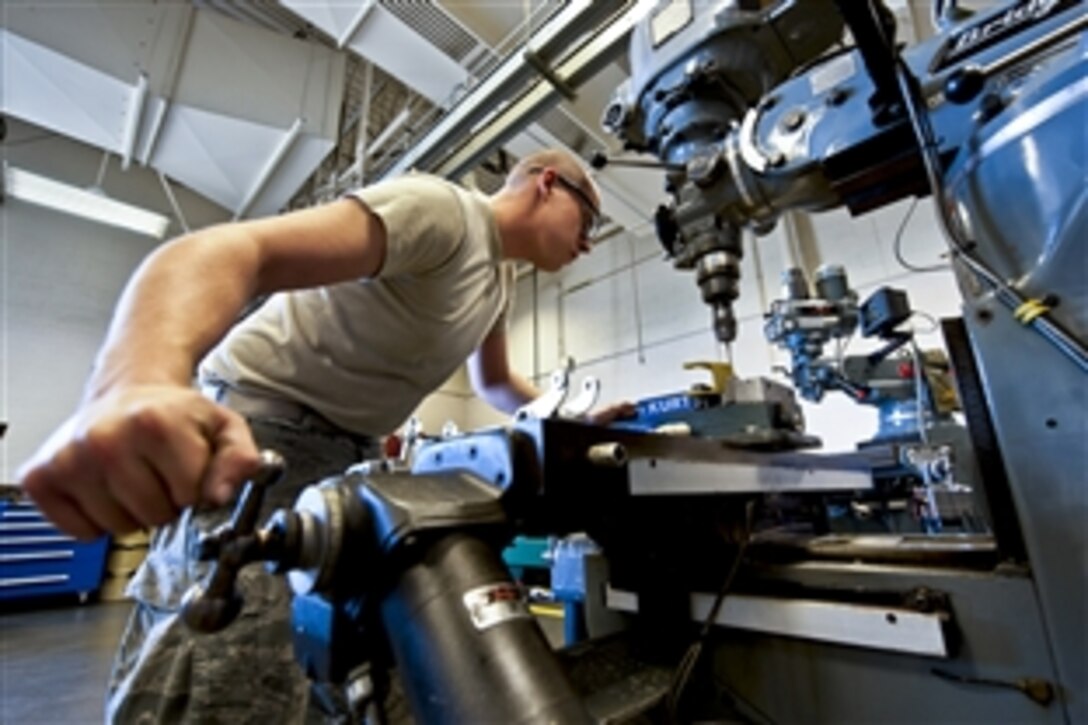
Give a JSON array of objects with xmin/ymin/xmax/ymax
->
[{"xmin": 1, "ymin": 119, "xmax": 232, "ymax": 480}]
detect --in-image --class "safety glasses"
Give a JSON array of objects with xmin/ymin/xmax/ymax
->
[{"xmin": 529, "ymin": 167, "xmax": 602, "ymax": 239}]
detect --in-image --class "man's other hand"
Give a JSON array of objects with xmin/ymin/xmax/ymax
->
[{"xmin": 586, "ymin": 401, "xmax": 637, "ymax": 426}]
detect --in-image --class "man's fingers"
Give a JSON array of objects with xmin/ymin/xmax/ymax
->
[
  {"xmin": 22, "ymin": 470, "xmax": 104, "ymax": 541},
  {"xmin": 69, "ymin": 474, "xmax": 143, "ymax": 535},
  {"xmin": 26, "ymin": 442, "xmax": 140, "ymax": 536},
  {"xmin": 130, "ymin": 407, "xmax": 213, "ymax": 511},
  {"xmin": 590, "ymin": 401, "xmax": 638, "ymax": 425},
  {"xmin": 201, "ymin": 409, "xmax": 261, "ymax": 505},
  {"xmin": 150, "ymin": 439, "xmax": 211, "ymax": 511},
  {"xmin": 105, "ymin": 456, "xmax": 180, "ymax": 527},
  {"xmin": 16, "ymin": 386, "xmax": 263, "ymax": 537},
  {"xmin": 76, "ymin": 415, "xmax": 179, "ymax": 530}
]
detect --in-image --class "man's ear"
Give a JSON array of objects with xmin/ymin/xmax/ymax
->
[{"xmin": 535, "ymin": 167, "xmax": 557, "ymax": 198}]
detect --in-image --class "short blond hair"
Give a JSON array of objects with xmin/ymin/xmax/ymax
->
[{"xmin": 506, "ymin": 148, "xmax": 598, "ymax": 203}]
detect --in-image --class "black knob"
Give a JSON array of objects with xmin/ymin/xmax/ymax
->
[{"xmin": 944, "ymin": 66, "xmax": 985, "ymax": 104}]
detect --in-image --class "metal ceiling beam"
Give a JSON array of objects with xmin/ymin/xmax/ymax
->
[
  {"xmin": 381, "ymin": 0, "xmax": 629, "ymax": 180},
  {"xmin": 120, "ymin": 73, "xmax": 148, "ymax": 170},
  {"xmin": 428, "ymin": 1, "xmax": 648, "ymax": 180},
  {"xmin": 139, "ymin": 4, "xmax": 196, "ymax": 166},
  {"xmin": 234, "ymin": 117, "xmax": 303, "ymax": 219},
  {"xmin": 337, "ymin": 0, "xmax": 377, "ymax": 48}
]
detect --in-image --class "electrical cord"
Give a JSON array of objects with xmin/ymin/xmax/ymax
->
[
  {"xmin": 909, "ymin": 310, "xmax": 941, "ymax": 334},
  {"xmin": 664, "ymin": 500, "xmax": 755, "ymax": 723},
  {"xmin": 892, "ymin": 198, "xmax": 948, "ymax": 273},
  {"xmin": 908, "ymin": 338, "xmax": 933, "ymax": 445}
]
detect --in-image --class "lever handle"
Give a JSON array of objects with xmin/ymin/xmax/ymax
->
[{"xmin": 180, "ymin": 450, "xmax": 286, "ymax": 633}]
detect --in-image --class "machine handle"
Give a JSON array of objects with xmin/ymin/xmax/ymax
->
[{"xmin": 180, "ymin": 450, "xmax": 286, "ymax": 633}]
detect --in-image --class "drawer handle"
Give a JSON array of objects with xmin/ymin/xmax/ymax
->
[
  {"xmin": 0, "ymin": 522, "xmax": 55, "ymax": 532},
  {"xmin": 1, "ymin": 511, "xmax": 46, "ymax": 520},
  {"xmin": 0, "ymin": 535, "xmax": 76, "ymax": 545},
  {"xmin": 0, "ymin": 573, "xmax": 70, "ymax": 587},
  {"xmin": 0, "ymin": 551, "xmax": 75, "ymax": 563}
]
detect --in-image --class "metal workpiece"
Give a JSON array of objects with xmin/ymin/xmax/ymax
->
[
  {"xmin": 629, "ymin": 372, "xmax": 809, "ymax": 443},
  {"xmin": 514, "ymin": 356, "xmax": 601, "ymax": 422},
  {"xmin": 586, "ymin": 442, "xmax": 628, "ymax": 467}
]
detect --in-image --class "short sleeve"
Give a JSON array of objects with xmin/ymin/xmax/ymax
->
[
  {"xmin": 493, "ymin": 262, "xmax": 518, "ymax": 331},
  {"xmin": 347, "ymin": 174, "xmax": 466, "ymax": 278}
]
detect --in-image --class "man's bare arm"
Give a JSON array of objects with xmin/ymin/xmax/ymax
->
[
  {"xmin": 18, "ymin": 199, "xmax": 387, "ymax": 538},
  {"xmin": 467, "ymin": 324, "xmax": 539, "ymax": 415},
  {"xmin": 87, "ymin": 199, "xmax": 386, "ymax": 396}
]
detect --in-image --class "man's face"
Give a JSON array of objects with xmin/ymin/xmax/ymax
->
[{"xmin": 534, "ymin": 168, "xmax": 600, "ymax": 272}]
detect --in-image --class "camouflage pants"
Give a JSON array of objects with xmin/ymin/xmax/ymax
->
[{"xmin": 106, "ymin": 412, "xmax": 379, "ymax": 724}]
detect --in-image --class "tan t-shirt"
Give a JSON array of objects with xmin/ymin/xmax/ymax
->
[{"xmin": 198, "ymin": 173, "xmax": 514, "ymax": 435}]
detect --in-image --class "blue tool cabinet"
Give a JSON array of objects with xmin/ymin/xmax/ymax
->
[{"xmin": 0, "ymin": 498, "xmax": 108, "ymax": 602}]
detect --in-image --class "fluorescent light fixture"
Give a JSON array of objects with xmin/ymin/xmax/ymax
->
[{"xmin": 3, "ymin": 164, "xmax": 171, "ymax": 238}]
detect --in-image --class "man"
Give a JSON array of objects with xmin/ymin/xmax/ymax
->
[{"xmin": 18, "ymin": 148, "xmax": 630, "ymax": 722}]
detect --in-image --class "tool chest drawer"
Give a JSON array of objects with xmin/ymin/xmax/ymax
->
[{"xmin": 0, "ymin": 499, "xmax": 108, "ymax": 602}]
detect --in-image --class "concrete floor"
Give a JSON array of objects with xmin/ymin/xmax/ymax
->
[{"xmin": 1, "ymin": 598, "xmax": 132, "ymax": 724}]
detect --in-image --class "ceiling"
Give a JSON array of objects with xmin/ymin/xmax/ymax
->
[
  {"xmin": 1, "ymin": 0, "xmax": 660, "ymax": 229},
  {"xmin": 1, "ymin": 1, "xmax": 941, "ymax": 237}
]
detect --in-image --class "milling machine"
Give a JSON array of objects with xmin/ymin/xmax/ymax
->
[{"xmin": 182, "ymin": 1, "xmax": 1087, "ymax": 722}]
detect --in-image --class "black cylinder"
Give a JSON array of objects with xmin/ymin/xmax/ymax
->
[
  {"xmin": 814, "ymin": 264, "xmax": 850, "ymax": 302},
  {"xmin": 781, "ymin": 267, "xmax": 810, "ymax": 300},
  {"xmin": 380, "ymin": 532, "xmax": 592, "ymax": 724}
]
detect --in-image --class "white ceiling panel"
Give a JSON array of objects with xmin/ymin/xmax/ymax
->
[
  {"xmin": 149, "ymin": 104, "xmax": 266, "ymax": 210},
  {"xmin": 173, "ymin": 10, "xmax": 344, "ymax": 135},
  {"xmin": 0, "ymin": 30, "xmax": 130, "ymax": 152},
  {"xmin": 0, "ymin": 2, "xmax": 186, "ymax": 85},
  {"xmin": 150, "ymin": 105, "xmax": 334, "ymax": 218}
]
